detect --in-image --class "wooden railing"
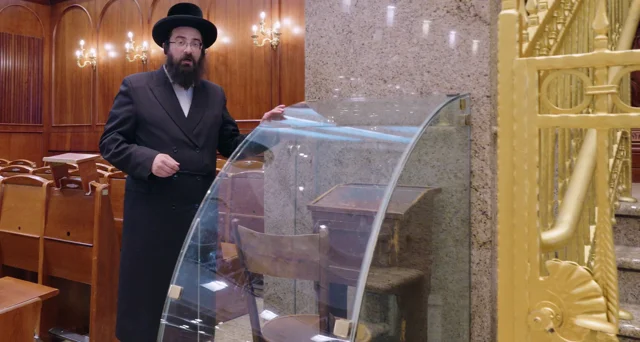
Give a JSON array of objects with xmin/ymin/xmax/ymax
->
[{"xmin": 498, "ymin": 0, "xmax": 640, "ymax": 340}]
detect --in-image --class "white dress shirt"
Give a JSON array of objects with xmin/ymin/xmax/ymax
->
[{"xmin": 163, "ymin": 65, "xmax": 193, "ymax": 117}]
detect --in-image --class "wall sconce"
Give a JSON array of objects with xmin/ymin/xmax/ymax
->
[
  {"xmin": 125, "ymin": 32, "xmax": 148, "ymax": 64},
  {"xmin": 75, "ymin": 40, "xmax": 96, "ymax": 70},
  {"xmin": 251, "ymin": 11, "xmax": 281, "ymax": 50}
]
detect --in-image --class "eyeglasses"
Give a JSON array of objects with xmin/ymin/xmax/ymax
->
[{"xmin": 168, "ymin": 39, "xmax": 203, "ymax": 50}]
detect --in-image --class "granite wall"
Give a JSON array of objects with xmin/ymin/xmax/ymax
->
[{"xmin": 304, "ymin": 1, "xmax": 499, "ymax": 341}]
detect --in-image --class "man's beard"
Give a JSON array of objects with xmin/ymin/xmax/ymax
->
[{"xmin": 165, "ymin": 51, "xmax": 206, "ymax": 89}]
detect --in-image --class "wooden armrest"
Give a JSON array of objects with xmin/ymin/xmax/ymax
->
[{"xmin": 96, "ymin": 163, "xmax": 117, "ymax": 172}]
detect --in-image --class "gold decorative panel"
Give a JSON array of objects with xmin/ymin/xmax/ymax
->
[{"xmin": 498, "ymin": 0, "xmax": 640, "ymax": 340}]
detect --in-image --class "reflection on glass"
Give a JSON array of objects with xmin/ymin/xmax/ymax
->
[
  {"xmin": 386, "ymin": 5, "xmax": 396, "ymax": 27},
  {"xmin": 422, "ymin": 20, "xmax": 432, "ymax": 37},
  {"xmin": 158, "ymin": 95, "xmax": 471, "ymax": 341},
  {"xmin": 448, "ymin": 30, "xmax": 457, "ymax": 49},
  {"xmin": 342, "ymin": 0, "xmax": 352, "ymax": 13}
]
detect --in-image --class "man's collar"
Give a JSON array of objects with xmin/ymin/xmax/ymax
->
[
  {"xmin": 163, "ymin": 64, "xmax": 174, "ymax": 84},
  {"xmin": 162, "ymin": 64, "xmax": 194, "ymax": 90}
]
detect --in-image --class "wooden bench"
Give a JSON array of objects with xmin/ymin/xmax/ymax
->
[
  {"xmin": 31, "ymin": 164, "xmax": 78, "ymax": 180},
  {"xmin": 0, "ymin": 175, "xmax": 52, "ymax": 283},
  {"xmin": 0, "ymin": 154, "xmax": 118, "ymax": 340},
  {"xmin": 69, "ymin": 168, "xmax": 109, "ymax": 184},
  {"xmin": 0, "ymin": 276, "xmax": 58, "ymax": 341},
  {"xmin": 96, "ymin": 163, "xmax": 117, "ymax": 173},
  {"xmin": 106, "ymin": 171, "xmax": 126, "ymax": 248},
  {"xmin": 8, "ymin": 159, "xmax": 37, "ymax": 168},
  {"xmin": 38, "ymin": 153, "xmax": 120, "ymax": 341},
  {"xmin": 0, "ymin": 165, "xmax": 34, "ymax": 177}
]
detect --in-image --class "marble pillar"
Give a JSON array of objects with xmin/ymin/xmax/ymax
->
[{"xmin": 304, "ymin": 1, "xmax": 498, "ymax": 341}]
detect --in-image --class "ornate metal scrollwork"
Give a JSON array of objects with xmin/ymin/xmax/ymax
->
[{"xmin": 529, "ymin": 259, "xmax": 617, "ymax": 341}]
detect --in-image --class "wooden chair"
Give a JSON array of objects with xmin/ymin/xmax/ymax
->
[
  {"xmin": 42, "ymin": 153, "xmax": 100, "ymax": 194},
  {"xmin": 0, "ymin": 159, "xmax": 8, "ymax": 166},
  {"xmin": 0, "ymin": 165, "xmax": 34, "ymax": 177},
  {"xmin": 31, "ymin": 164, "xmax": 78, "ymax": 180},
  {"xmin": 106, "ymin": 171, "xmax": 126, "ymax": 248},
  {"xmin": 8, "ymin": 159, "xmax": 37, "ymax": 168},
  {"xmin": 0, "ymin": 276, "xmax": 58, "ymax": 341},
  {"xmin": 0, "ymin": 175, "xmax": 52, "ymax": 283},
  {"xmin": 232, "ymin": 225, "xmax": 372, "ymax": 342},
  {"xmin": 216, "ymin": 158, "xmax": 226, "ymax": 169},
  {"xmin": 69, "ymin": 168, "xmax": 109, "ymax": 184},
  {"xmin": 211, "ymin": 170, "xmax": 265, "ymax": 322},
  {"xmin": 31, "ymin": 166, "xmax": 54, "ymax": 180},
  {"xmin": 96, "ymin": 163, "xmax": 117, "ymax": 173},
  {"xmin": 223, "ymin": 170, "xmax": 264, "ymax": 243},
  {"xmin": 41, "ymin": 178, "xmax": 120, "ymax": 341},
  {"xmin": 95, "ymin": 157, "xmax": 111, "ymax": 166},
  {"xmin": 44, "ymin": 157, "xmax": 111, "ymax": 168}
]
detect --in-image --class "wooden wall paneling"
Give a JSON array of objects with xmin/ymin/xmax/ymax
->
[
  {"xmin": 0, "ymin": 3, "xmax": 47, "ymax": 36},
  {"xmin": 52, "ymin": 5, "xmax": 94, "ymax": 126},
  {"xmin": 0, "ymin": 0, "xmax": 304, "ymax": 156},
  {"xmin": 23, "ymin": 0, "xmax": 53, "ymax": 5},
  {"xmin": 0, "ymin": 33, "xmax": 45, "ymax": 125},
  {"xmin": 0, "ymin": 133, "xmax": 44, "ymax": 162},
  {"xmin": 0, "ymin": 5, "xmax": 46, "ymax": 125},
  {"xmin": 0, "ymin": 1, "xmax": 51, "ymax": 164},
  {"xmin": 96, "ymin": 0, "xmax": 144, "ymax": 125},
  {"xmin": 236, "ymin": 119, "xmax": 261, "ymax": 135},
  {"xmin": 0, "ymin": 33, "xmax": 11, "ymax": 122},
  {"xmin": 278, "ymin": 0, "xmax": 305, "ymax": 106},
  {"xmin": 270, "ymin": 0, "xmax": 280, "ymax": 108},
  {"xmin": 208, "ymin": 0, "xmax": 274, "ymax": 121},
  {"xmin": 48, "ymin": 131, "xmax": 101, "ymax": 152},
  {"xmin": 50, "ymin": 0, "xmax": 99, "ymax": 154},
  {"xmin": 19, "ymin": 35, "xmax": 44, "ymax": 125}
]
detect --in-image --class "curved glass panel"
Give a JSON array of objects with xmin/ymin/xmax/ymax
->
[
  {"xmin": 158, "ymin": 94, "xmax": 471, "ymax": 342},
  {"xmin": 352, "ymin": 95, "xmax": 471, "ymax": 342}
]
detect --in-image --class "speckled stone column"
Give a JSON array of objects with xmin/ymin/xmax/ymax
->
[{"xmin": 304, "ymin": 1, "xmax": 499, "ymax": 341}]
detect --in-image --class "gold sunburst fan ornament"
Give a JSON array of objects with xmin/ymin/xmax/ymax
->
[{"xmin": 528, "ymin": 259, "xmax": 618, "ymax": 342}]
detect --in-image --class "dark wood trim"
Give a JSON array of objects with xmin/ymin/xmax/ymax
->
[
  {"xmin": 271, "ymin": 0, "xmax": 281, "ymax": 107},
  {"xmin": 21, "ymin": 0, "xmax": 53, "ymax": 5}
]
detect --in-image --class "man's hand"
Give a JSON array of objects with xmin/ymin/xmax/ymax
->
[
  {"xmin": 152, "ymin": 154, "xmax": 180, "ymax": 177},
  {"xmin": 261, "ymin": 104, "xmax": 286, "ymax": 122}
]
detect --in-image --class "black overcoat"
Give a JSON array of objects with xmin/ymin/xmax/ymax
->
[{"xmin": 99, "ymin": 67, "xmax": 249, "ymax": 341}]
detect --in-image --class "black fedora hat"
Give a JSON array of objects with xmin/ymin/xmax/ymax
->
[{"xmin": 152, "ymin": 3, "xmax": 217, "ymax": 49}]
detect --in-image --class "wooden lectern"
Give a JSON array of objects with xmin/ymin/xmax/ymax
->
[
  {"xmin": 42, "ymin": 153, "xmax": 100, "ymax": 194},
  {"xmin": 307, "ymin": 183, "xmax": 440, "ymax": 341},
  {"xmin": 0, "ymin": 276, "xmax": 58, "ymax": 341}
]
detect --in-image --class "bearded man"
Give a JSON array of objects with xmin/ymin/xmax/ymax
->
[{"xmin": 98, "ymin": 3, "xmax": 284, "ymax": 341}]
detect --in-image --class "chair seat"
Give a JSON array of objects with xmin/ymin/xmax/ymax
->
[{"xmin": 262, "ymin": 314, "xmax": 371, "ymax": 342}]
